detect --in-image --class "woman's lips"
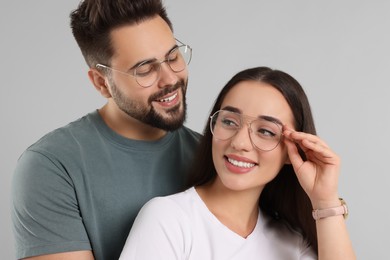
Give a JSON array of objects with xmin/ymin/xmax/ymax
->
[{"xmin": 224, "ymin": 155, "xmax": 257, "ymax": 174}]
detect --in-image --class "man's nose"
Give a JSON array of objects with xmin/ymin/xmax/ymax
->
[{"xmin": 157, "ymin": 62, "xmax": 178, "ymax": 88}]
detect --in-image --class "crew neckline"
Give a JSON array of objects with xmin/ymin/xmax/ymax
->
[{"xmin": 89, "ymin": 110, "xmax": 176, "ymax": 151}]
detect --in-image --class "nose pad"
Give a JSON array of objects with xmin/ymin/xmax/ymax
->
[
  {"xmin": 157, "ymin": 62, "xmax": 178, "ymax": 87},
  {"xmin": 230, "ymin": 124, "xmax": 254, "ymax": 151}
]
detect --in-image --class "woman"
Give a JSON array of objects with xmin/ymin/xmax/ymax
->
[{"xmin": 119, "ymin": 67, "xmax": 355, "ymax": 259}]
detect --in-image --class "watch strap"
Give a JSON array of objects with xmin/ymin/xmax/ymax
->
[{"xmin": 312, "ymin": 198, "xmax": 348, "ymax": 220}]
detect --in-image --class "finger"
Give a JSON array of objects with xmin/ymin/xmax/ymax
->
[
  {"xmin": 284, "ymin": 130, "xmax": 338, "ymax": 167},
  {"xmin": 284, "ymin": 137, "xmax": 304, "ymax": 168},
  {"xmin": 284, "ymin": 129, "xmax": 329, "ymax": 149},
  {"xmin": 300, "ymin": 139, "xmax": 336, "ymax": 161},
  {"xmin": 284, "ymin": 130, "xmax": 333, "ymax": 161}
]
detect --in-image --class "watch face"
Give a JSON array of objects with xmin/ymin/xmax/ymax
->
[{"xmin": 339, "ymin": 198, "xmax": 348, "ymax": 219}]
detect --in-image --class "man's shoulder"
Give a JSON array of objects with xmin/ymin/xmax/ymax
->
[{"xmin": 26, "ymin": 111, "xmax": 100, "ymax": 153}]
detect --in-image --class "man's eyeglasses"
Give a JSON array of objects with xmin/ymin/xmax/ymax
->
[
  {"xmin": 210, "ymin": 110, "xmax": 283, "ymax": 151},
  {"xmin": 96, "ymin": 39, "xmax": 192, "ymax": 88}
]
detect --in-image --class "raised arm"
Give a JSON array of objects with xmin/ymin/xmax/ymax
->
[{"xmin": 283, "ymin": 128, "xmax": 356, "ymax": 260}]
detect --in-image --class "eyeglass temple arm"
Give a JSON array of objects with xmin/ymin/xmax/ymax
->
[
  {"xmin": 175, "ymin": 38, "xmax": 189, "ymax": 46},
  {"xmin": 96, "ymin": 64, "xmax": 108, "ymax": 69}
]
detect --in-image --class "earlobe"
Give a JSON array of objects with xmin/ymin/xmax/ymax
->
[{"xmin": 88, "ymin": 68, "xmax": 112, "ymax": 98}]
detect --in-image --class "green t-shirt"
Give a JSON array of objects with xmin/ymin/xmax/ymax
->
[{"xmin": 11, "ymin": 110, "xmax": 201, "ymax": 259}]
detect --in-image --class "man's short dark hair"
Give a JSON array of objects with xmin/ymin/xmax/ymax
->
[{"xmin": 70, "ymin": 0, "xmax": 173, "ymax": 68}]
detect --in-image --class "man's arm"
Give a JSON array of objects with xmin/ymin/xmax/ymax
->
[
  {"xmin": 12, "ymin": 150, "xmax": 92, "ymax": 258},
  {"xmin": 24, "ymin": 251, "xmax": 94, "ymax": 260}
]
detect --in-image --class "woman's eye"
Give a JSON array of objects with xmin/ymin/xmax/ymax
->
[
  {"xmin": 257, "ymin": 128, "xmax": 276, "ymax": 138},
  {"xmin": 262, "ymin": 129, "xmax": 275, "ymax": 136},
  {"xmin": 221, "ymin": 118, "xmax": 239, "ymax": 128}
]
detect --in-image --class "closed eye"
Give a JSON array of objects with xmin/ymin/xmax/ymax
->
[
  {"xmin": 136, "ymin": 63, "xmax": 158, "ymax": 77},
  {"xmin": 168, "ymin": 48, "xmax": 180, "ymax": 62}
]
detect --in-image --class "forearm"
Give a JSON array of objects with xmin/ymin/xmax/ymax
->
[
  {"xmin": 23, "ymin": 250, "xmax": 94, "ymax": 260},
  {"xmin": 316, "ymin": 216, "xmax": 356, "ymax": 260}
]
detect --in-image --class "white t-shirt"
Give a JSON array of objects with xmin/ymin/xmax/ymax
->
[{"xmin": 119, "ymin": 187, "xmax": 317, "ymax": 260}]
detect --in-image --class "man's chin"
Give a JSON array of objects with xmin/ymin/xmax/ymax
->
[
  {"xmin": 158, "ymin": 111, "xmax": 186, "ymax": 131},
  {"xmin": 151, "ymin": 117, "xmax": 185, "ymax": 131},
  {"xmin": 146, "ymin": 106, "xmax": 185, "ymax": 131}
]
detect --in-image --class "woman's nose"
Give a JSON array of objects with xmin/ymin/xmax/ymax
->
[{"xmin": 230, "ymin": 124, "xmax": 254, "ymax": 152}]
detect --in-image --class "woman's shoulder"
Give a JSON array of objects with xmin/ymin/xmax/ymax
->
[{"xmin": 138, "ymin": 187, "xmax": 198, "ymax": 220}]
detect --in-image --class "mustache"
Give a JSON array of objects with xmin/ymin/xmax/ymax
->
[{"xmin": 149, "ymin": 80, "xmax": 186, "ymax": 102}]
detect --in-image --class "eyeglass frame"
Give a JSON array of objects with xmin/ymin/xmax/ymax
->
[
  {"xmin": 95, "ymin": 38, "xmax": 192, "ymax": 88},
  {"xmin": 209, "ymin": 109, "xmax": 284, "ymax": 152}
]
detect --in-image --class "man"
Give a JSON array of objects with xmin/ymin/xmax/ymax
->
[{"xmin": 11, "ymin": 0, "xmax": 200, "ymax": 259}]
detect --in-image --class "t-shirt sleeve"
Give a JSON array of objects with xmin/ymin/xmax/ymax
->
[
  {"xmin": 119, "ymin": 197, "xmax": 191, "ymax": 260},
  {"xmin": 11, "ymin": 150, "xmax": 91, "ymax": 258}
]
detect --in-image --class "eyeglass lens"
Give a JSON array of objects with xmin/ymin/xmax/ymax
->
[
  {"xmin": 210, "ymin": 110, "xmax": 282, "ymax": 151},
  {"xmin": 135, "ymin": 45, "xmax": 192, "ymax": 87}
]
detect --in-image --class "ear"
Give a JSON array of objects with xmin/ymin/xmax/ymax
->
[{"xmin": 88, "ymin": 68, "xmax": 112, "ymax": 98}]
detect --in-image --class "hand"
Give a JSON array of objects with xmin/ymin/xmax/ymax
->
[{"xmin": 283, "ymin": 126, "xmax": 341, "ymax": 209}]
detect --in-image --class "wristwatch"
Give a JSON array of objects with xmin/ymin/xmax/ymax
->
[{"xmin": 312, "ymin": 198, "xmax": 348, "ymax": 220}]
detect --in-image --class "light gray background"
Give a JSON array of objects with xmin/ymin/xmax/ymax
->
[{"xmin": 1, "ymin": 1, "xmax": 389, "ymax": 259}]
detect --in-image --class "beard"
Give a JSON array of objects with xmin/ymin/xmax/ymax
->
[{"xmin": 109, "ymin": 78, "xmax": 188, "ymax": 131}]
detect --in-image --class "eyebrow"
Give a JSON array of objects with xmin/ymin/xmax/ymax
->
[
  {"xmin": 126, "ymin": 43, "xmax": 179, "ymax": 72},
  {"xmin": 221, "ymin": 106, "xmax": 284, "ymax": 126}
]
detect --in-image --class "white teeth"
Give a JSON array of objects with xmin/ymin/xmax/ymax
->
[
  {"xmin": 159, "ymin": 92, "xmax": 177, "ymax": 102},
  {"xmin": 227, "ymin": 158, "xmax": 255, "ymax": 168}
]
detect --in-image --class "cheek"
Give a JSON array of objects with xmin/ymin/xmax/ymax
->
[
  {"xmin": 211, "ymin": 138, "xmax": 222, "ymax": 160},
  {"xmin": 179, "ymin": 67, "xmax": 189, "ymax": 78},
  {"xmin": 261, "ymin": 146, "xmax": 289, "ymax": 174},
  {"xmin": 273, "ymin": 139, "xmax": 289, "ymax": 161},
  {"xmin": 111, "ymin": 74, "xmax": 141, "ymax": 94},
  {"xmin": 212, "ymin": 137, "xmax": 230, "ymax": 152},
  {"xmin": 176, "ymin": 69, "xmax": 188, "ymax": 85},
  {"xmin": 211, "ymin": 138, "xmax": 229, "ymax": 167}
]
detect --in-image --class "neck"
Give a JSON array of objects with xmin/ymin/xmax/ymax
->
[
  {"xmin": 98, "ymin": 103, "xmax": 166, "ymax": 141},
  {"xmin": 196, "ymin": 181, "xmax": 262, "ymax": 238}
]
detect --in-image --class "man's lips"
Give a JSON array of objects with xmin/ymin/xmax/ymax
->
[
  {"xmin": 150, "ymin": 83, "xmax": 181, "ymax": 102},
  {"xmin": 156, "ymin": 92, "xmax": 178, "ymax": 103},
  {"xmin": 152, "ymin": 90, "xmax": 180, "ymax": 108}
]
